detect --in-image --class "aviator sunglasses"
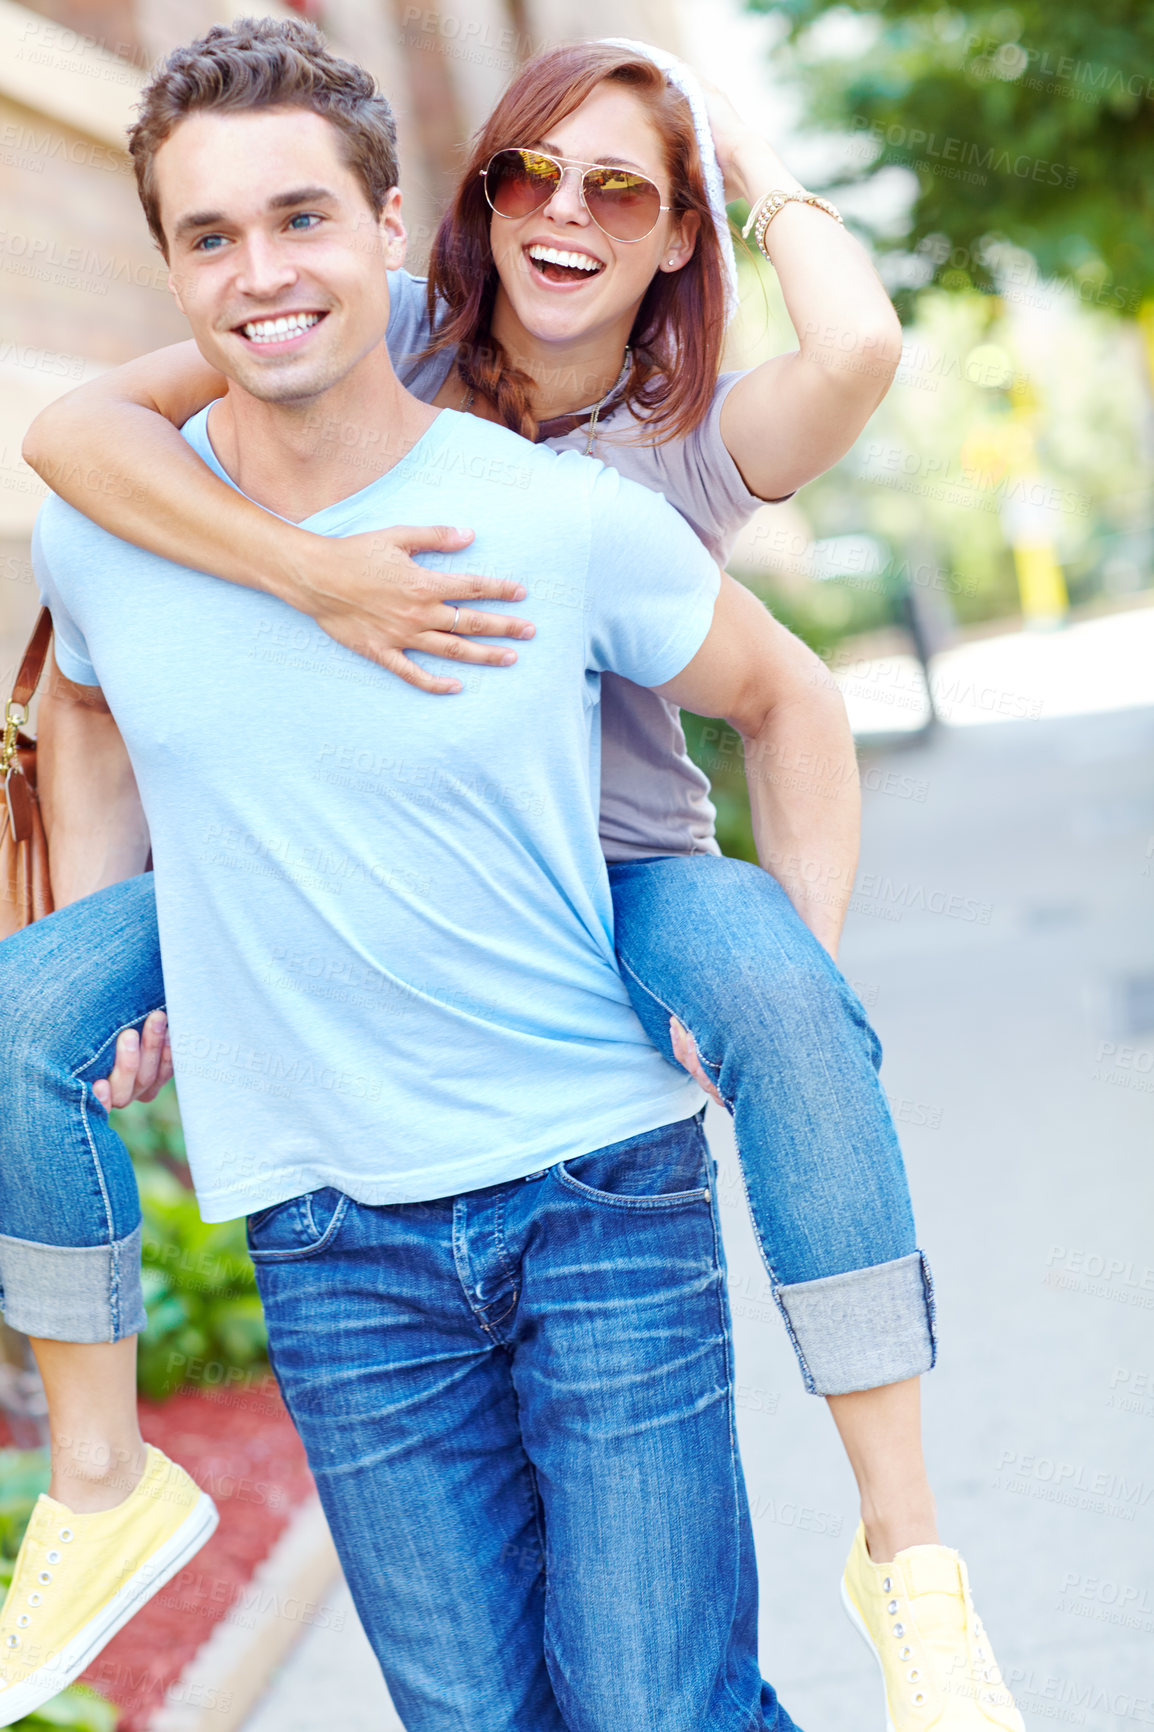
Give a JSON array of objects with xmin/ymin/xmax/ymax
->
[{"xmin": 481, "ymin": 147, "xmax": 670, "ymax": 243}]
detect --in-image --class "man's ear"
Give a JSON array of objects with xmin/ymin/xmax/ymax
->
[
  {"xmin": 379, "ymin": 186, "xmax": 407, "ymax": 270},
  {"xmin": 167, "ymin": 260, "xmax": 186, "ymax": 315}
]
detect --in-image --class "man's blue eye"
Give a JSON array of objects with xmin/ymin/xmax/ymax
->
[
  {"xmin": 289, "ymin": 213, "xmax": 319, "ymax": 230},
  {"xmin": 197, "ymin": 234, "xmax": 226, "ymax": 252}
]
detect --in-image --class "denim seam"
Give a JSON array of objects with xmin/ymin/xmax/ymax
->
[
  {"xmin": 730, "ymin": 1099, "xmax": 823, "ymax": 1394},
  {"xmin": 696, "ymin": 1136, "xmax": 803, "ymax": 1732},
  {"xmin": 615, "ymin": 950, "xmax": 728, "ymax": 1077},
  {"xmin": 450, "ymin": 1197, "xmax": 509, "ymax": 1341},
  {"xmin": 70, "ymin": 1004, "xmax": 165, "ymax": 1340},
  {"xmin": 248, "ymin": 1195, "xmax": 350, "ymax": 1262},
  {"xmin": 919, "ymin": 1248, "xmax": 939, "ymax": 1369},
  {"xmin": 705, "ymin": 1183, "xmax": 766, "ymax": 1732},
  {"xmin": 616, "ymin": 949, "xmax": 823, "ymax": 1400},
  {"xmin": 491, "ymin": 1188, "xmax": 518, "ymax": 1291},
  {"xmin": 482, "ymin": 1193, "xmax": 521, "ymax": 1342},
  {"xmin": 69, "ymin": 1004, "xmax": 165, "ymax": 1078},
  {"xmin": 450, "ymin": 1198, "xmax": 473, "ymax": 1325},
  {"xmin": 551, "ymin": 1164, "xmax": 711, "ymax": 1210}
]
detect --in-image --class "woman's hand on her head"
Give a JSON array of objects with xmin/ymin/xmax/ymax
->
[
  {"xmin": 298, "ymin": 525, "xmax": 537, "ymax": 696},
  {"xmin": 700, "ymin": 79, "xmax": 757, "ymax": 200}
]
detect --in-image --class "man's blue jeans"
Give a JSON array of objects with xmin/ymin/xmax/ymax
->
[
  {"xmin": 0, "ymin": 857, "xmax": 934, "ymax": 1393},
  {"xmin": 247, "ymin": 1113, "xmax": 800, "ymax": 1732}
]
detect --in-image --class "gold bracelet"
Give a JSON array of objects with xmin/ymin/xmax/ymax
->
[{"xmin": 741, "ymin": 189, "xmax": 844, "ymax": 259}]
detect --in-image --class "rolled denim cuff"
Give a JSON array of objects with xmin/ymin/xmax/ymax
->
[
  {"xmin": 775, "ymin": 1250, "xmax": 936, "ymax": 1396},
  {"xmin": 0, "ymin": 1223, "xmax": 147, "ymax": 1343}
]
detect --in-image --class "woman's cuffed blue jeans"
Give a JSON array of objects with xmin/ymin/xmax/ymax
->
[{"xmin": 0, "ymin": 856, "xmax": 935, "ymax": 1395}]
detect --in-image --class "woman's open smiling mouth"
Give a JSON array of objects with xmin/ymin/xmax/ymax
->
[{"xmin": 524, "ymin": 244, "xmax": 605, "ymax": 285}]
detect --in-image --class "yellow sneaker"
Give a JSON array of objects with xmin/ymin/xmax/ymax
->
[
  {"xmin": 0, "ymin": 1445, "xmax": 217, "ymax": 1727},
  {"xmin": 841, "ymin": 1522, "xmax": 1025, "ymax": 1732}
]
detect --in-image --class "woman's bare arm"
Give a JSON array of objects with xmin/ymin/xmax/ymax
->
[
  {"xmin": 23, "ymin": 344, "xmax": 536, "ymax": 695},
  {"xmin": 705, "ymin": 90, "xmax": 903, "ymax": 502},
  {"xmin": 38, "ymin": 659, "xmax": 151, "ymax": 909},
  {"xmin": 39, "ymin": 657, "xmax": 174, "ymax": 1106}
]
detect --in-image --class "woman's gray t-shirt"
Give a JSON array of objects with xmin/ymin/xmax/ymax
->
[{"xmin": 386, "ymin": 268, "xmax": 766, "ymax": 862}]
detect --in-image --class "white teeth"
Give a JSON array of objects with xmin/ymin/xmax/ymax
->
[
  {"xmin": 242, "ymin": 312, "xmax": 322, "ymax": 344},
  {"xmin": 527, "ymin": 245, "xmax": 602, "ymax": 274}
]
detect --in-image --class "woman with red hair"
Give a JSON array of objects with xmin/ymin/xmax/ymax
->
[{"xmin": 12, "ymin": 34, "xmax": 1020, "ymax": 1732}]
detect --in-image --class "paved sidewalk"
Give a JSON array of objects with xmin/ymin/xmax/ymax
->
[
  {"xmin": 833, "ymin": 602, "xmax": 1154, "ymax": 735},
  {"xmin": 242, "ymin": 701, "xmax": 1154, "ymax": 1731}
]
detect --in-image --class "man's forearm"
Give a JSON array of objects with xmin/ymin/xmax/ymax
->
[
  {"xmin": 656, "ymin": 576, "xmax": 861, "ymax": 954},
  {"xmin": 38, "ymin": 667, "xmax": 151, "ymax": 907},
  {"xmin": 739, "ymin": 674, "xmax": 860, "ymax": 960}
]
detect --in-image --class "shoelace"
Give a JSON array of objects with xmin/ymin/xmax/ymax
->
[{"xmin": 0, "ymin": 1519, "xmax": 76, "ymax": 1679}]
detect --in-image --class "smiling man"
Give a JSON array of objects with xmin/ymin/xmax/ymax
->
[{"xmin": 11, "ymin": 19, "xmax": 814, "ymax": 1732}]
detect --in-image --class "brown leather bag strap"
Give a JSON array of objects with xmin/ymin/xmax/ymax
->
[{"xmin": 11, "ymin": 608, "xmax": 53, "ymax": 710}]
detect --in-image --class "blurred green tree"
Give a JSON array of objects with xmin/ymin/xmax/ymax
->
[{"xmin": 750, "ymin": 1, "xmax": 1154, "ymax": 313}]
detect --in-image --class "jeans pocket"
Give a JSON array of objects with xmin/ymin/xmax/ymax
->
[
  {"xmin": 553, "ymin": 1112, "xmax": 712, "ymax": 1210},
  {"xmin": 247, "ymin": 1188, "xmax": 350, "ymax": 1261}
]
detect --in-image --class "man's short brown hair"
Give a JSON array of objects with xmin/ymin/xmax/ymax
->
[{"xmin": 128, "ymin": 16, "xmax": 399, "ymax": 255}]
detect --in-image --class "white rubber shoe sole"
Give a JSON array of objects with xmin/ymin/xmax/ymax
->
[
  {"xmin": 0, "ymin": 1492, "xmax": 218, "ymax": 1727},
  {"xmin": 841, "ymin": 1576, "xmax": 900, "ymax": 1732}
]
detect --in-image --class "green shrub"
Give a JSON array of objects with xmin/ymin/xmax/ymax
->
[
  {"xmin": 15, "ymin": 1686, "xmax": 119, "ymax": 1731},
  {"xmin": 112, "ymin": 1099, "xmax": 268, "ymax": 1401},
  {"xmin": 0, "ymin": 1450, "xmax": 50, "ymax": 1589}
]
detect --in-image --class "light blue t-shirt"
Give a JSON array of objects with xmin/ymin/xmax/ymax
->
[
  {"xmin": 34, "ymin": 406, "xmax": 719, "ymax": 1222},
  {"xmin": 384, "ymin": 267, "xmax": 769, "ymax": 861}
]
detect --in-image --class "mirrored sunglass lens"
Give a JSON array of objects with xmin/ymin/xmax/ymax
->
[
  {"xmin": 487, "ymin": 150, "xmax": 560, "ymax": 218},
  {"xmin": 584, "ymin": 168, "xmax": 661, "ymax": 238}
]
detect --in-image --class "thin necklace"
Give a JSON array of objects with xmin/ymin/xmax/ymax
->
[{"xmin": 576, "ymin": 347, "xmax": 633, "ymax": 455}]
